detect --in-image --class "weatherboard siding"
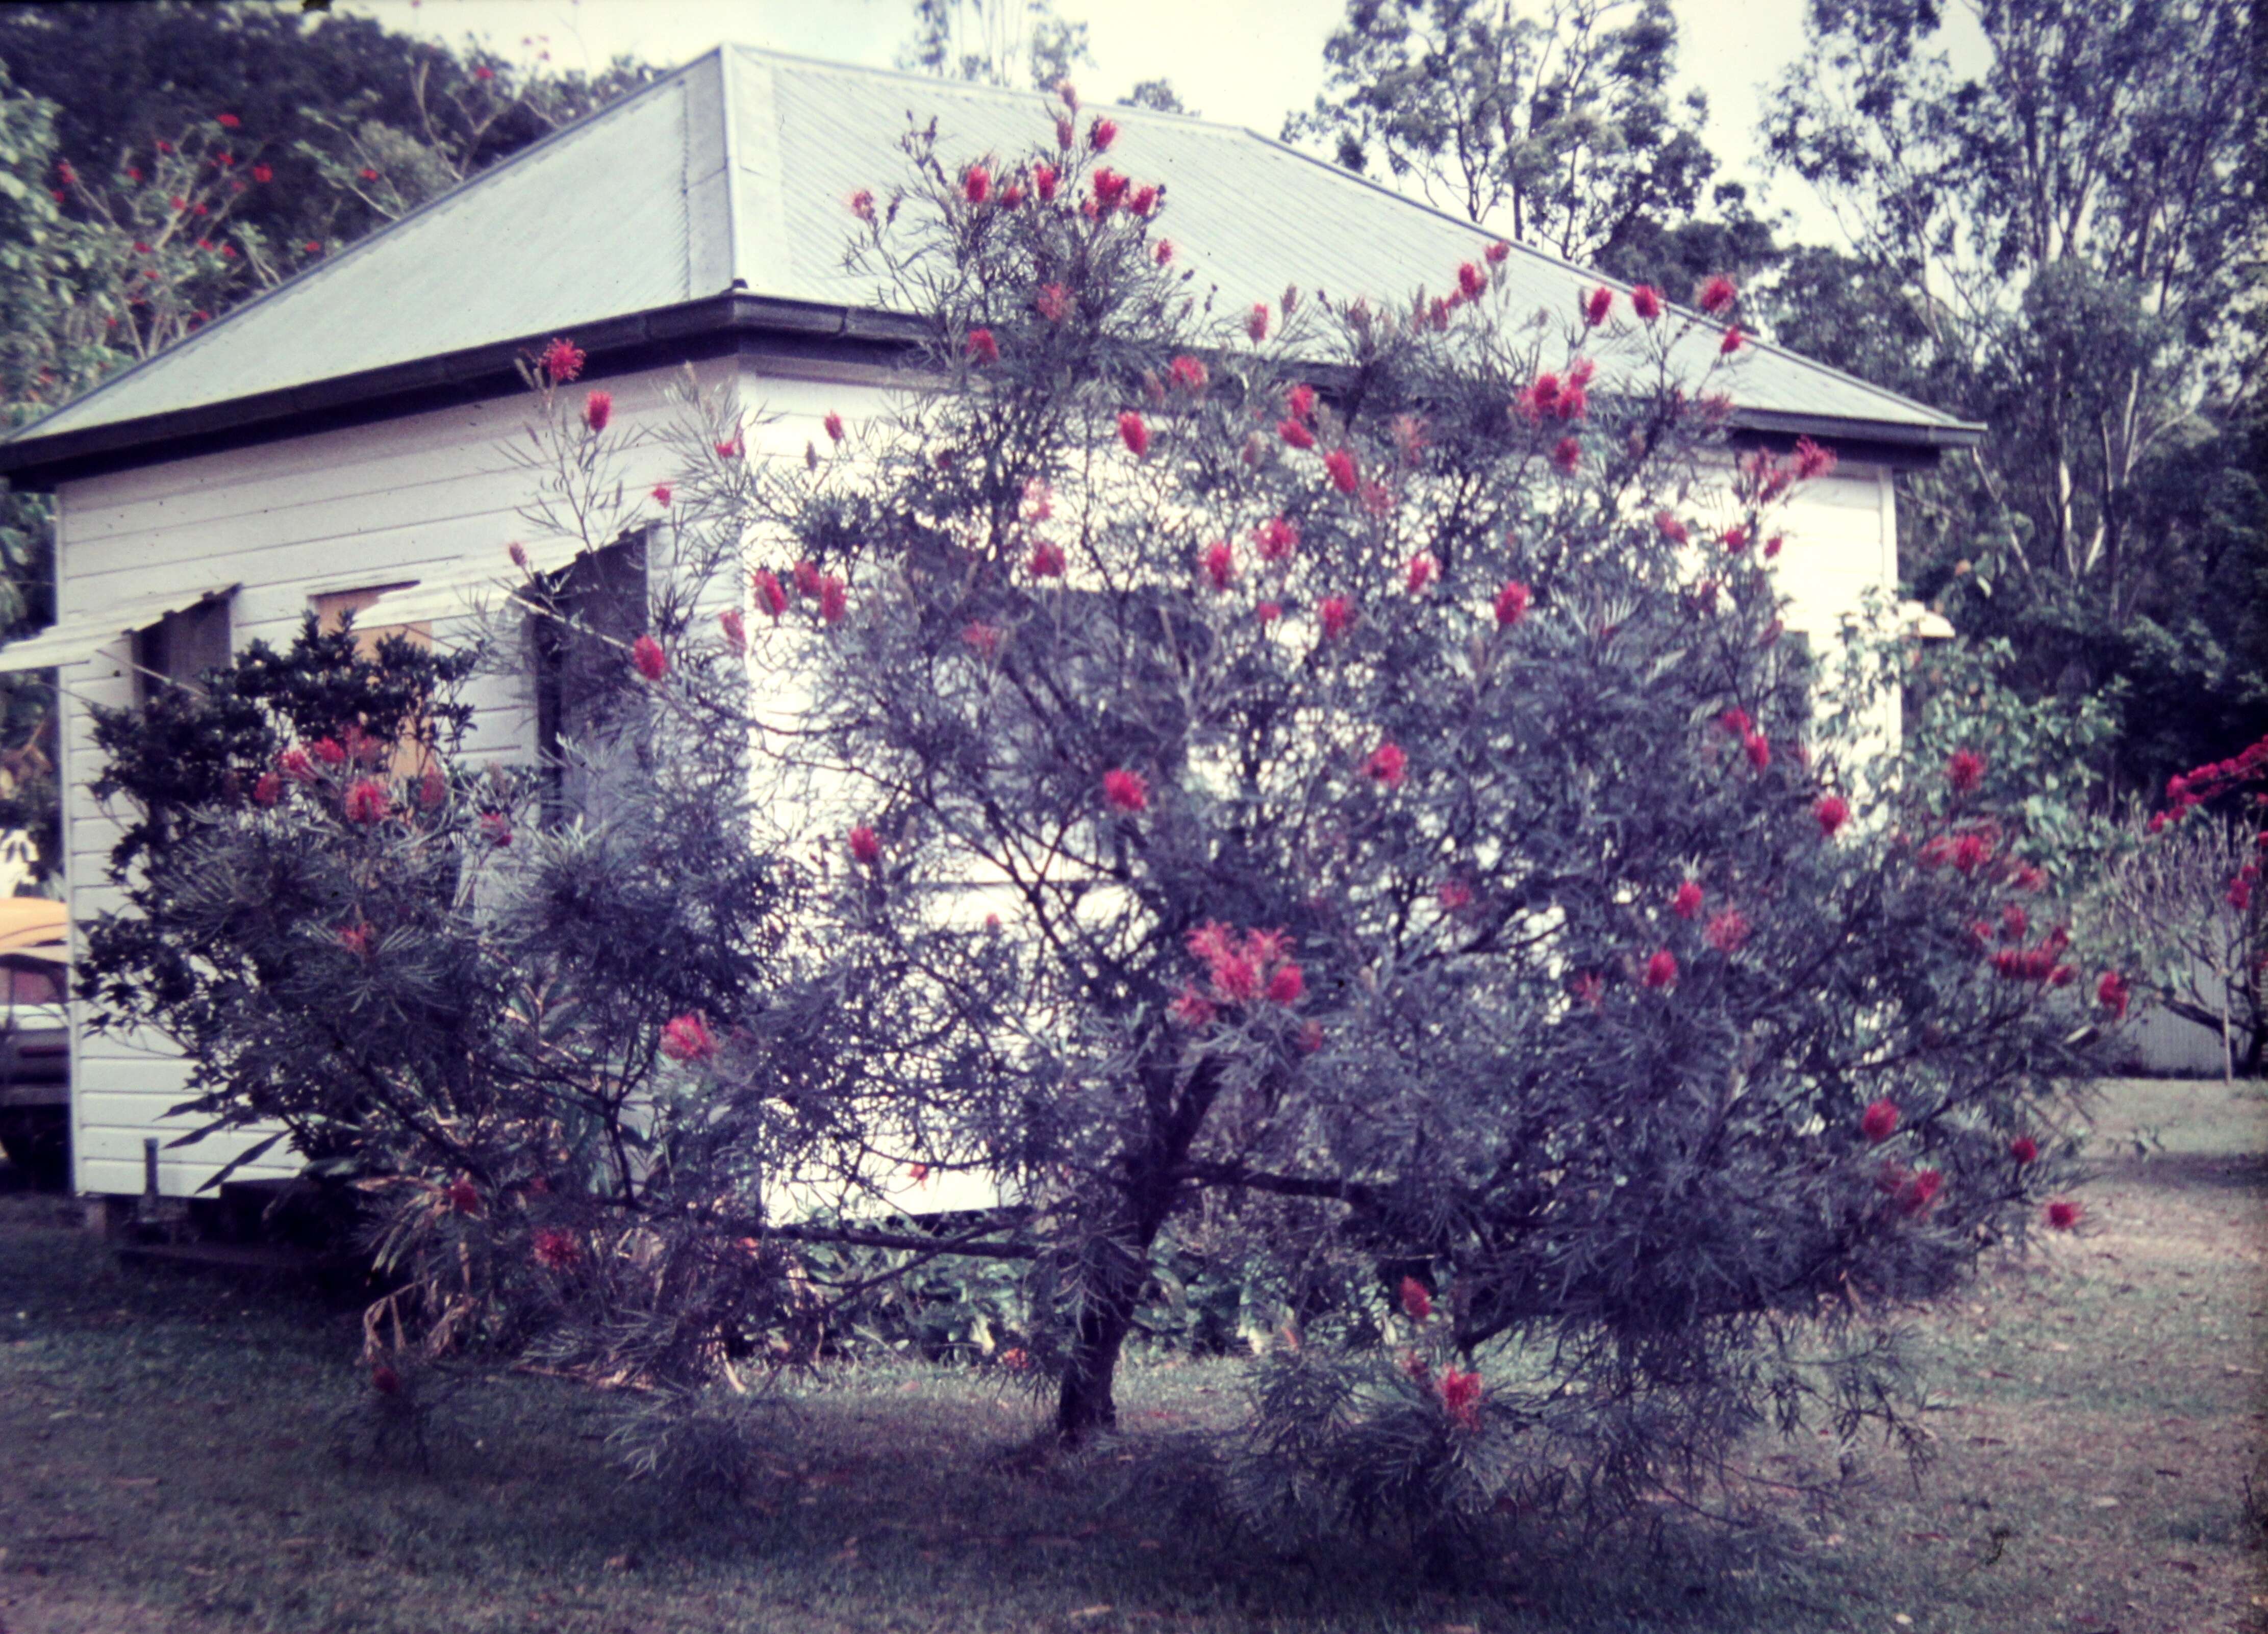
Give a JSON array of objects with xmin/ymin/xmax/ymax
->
[{"xmin": 55, "ymin": 354, "xmax": 1896, "ymax": 1197}]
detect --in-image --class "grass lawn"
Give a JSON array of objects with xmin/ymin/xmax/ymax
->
[{"xmin": 1, "ymin": 1077, "xmax": 2262, "ymax": 1633}]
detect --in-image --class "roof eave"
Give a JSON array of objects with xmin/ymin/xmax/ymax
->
[{"xmin": 0, "ymin": 293, "xmax": 1977, "ymax": 489}]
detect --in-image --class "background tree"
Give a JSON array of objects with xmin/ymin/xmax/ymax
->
[
  {"xmin": 899, "ymin": 0, "xmax": 1095, "ymax": 92},
  {"xmin": 1285, "ymin": 0, "xmax": 1746, "ymax": 283},
  {"xmin": 1762, "ymin": 0, "xmax": 2266, "ymax": 803}
]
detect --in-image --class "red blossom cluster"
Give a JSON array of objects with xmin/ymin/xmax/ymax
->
[
  {"xmin": 659, "ymin": 1013, "xmax": 718, "ymax": 1063},
  {"xmin": 848, "ymin": 824, "xmax": 883, "ymax": 865},
  {"xmin": 1493, "ymin": 580, "xmax": 1531, "ymax": 626},
  {"xmin": 343, "ymin": 779, "xmax": 389, "ymax": 825},
  {"xmin": 1989, "ymin": 925, "xmax": 2074, "ymax": 986},
  {"xmin": 1438, "ymin": 1367, "xmax": 1483, "ymax": 1430},
  {"xmin": 532, "ymin": 1227, "xmax": 582, "ymax": 1270},
  {"xmin": 1860, "ymin": 1099, "xmax": 1900, "ymax": 1143},
  {"xmin": 1399, "ymin": 1275, "xmax": 1432, "ymax": 1322},
  {"xmin": 1173, "ymin": 923, "xmax": 1306, "ymax": 1025},
  {"xmin": 1362, "ymin": 741, "xmax": 1407, "ymax": 788},
  {"xmin": 631, "ymin": 634, "xmax": 667, "ymax": 681},
  {"xmin": 1102, "ymin": 768, "xmax": 1149, "ymax": 814}
]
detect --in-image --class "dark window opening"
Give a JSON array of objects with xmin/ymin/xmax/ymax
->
[
  {"xmin": 530, "ymin": 535, "xmax": 649, "ymax": 827},
  {"xmin": 132, "ymin": 597, "xmax": 232, "ymax": 704}
]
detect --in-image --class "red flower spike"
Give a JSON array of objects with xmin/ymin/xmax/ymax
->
[
  {"xmin": 1655, "ymin": 511, "xmax": 1689, "ymax": 545},
  {"xmin": 1572, "ymin": 972, "xmax": 1605, "ymax": 1011},
  {"xmin": 1630, "ymin": 284, "xmax": 1662, "ymax": 321},
  {"xmin": 1091, "ymin": 167, "xmax": 1128, "ymax": 210},
  {"xmin": 1898, "ymin": 1168, "xmax": 1944, "ymax": 1217},
  {"xmin": 1815, "ymin": 795, "xmax": 1850, "ymax": 837},
  {"xmin": 1324, "ymin": 448, "xmax": 1358, "ymax": 493},
  {"xmin": 1154, "ymin": 238, "xmax": 1175, "ymax": 264},
  {"xmin": 1089, "ymin": 116, "xmax": 1117, "ymax": 151},
  {"xmin": 1128, "ymin": 184, "xmax": 1158, "ymax": 216},
  {"xmin": 1254, "ymin": 516, "xmax": 1299, "ymax": 563},
  {"xmin": 1947, "ymin": 749, "xmax": 1985, "ymax": 793},
  {"xmin": 1704, "ymin": 908, "xmax": 1751, "ymax": 953},
  {"xmin": 632, "ymin": 635, "xmax": 667, "ymax": 681},
  {"xmin": 1404, "ymin": 553, "xmax": 1438, "ymax": 594},
  {"xmin": 718, "ymin": 608, "xmax": 746, "ymax": 653},
  {"xmin": 1456, "ymin": 261, "xmax": 1486, "ymax": 300},
  {"xmin": 1103, "ymin": 769, "xmax": 1149, "ymax": 814},
  {"xmin": 1278, "ymin": 418, "xmax": 1317, "ymax": 450},
  {"xmin": 1033, "ymin": 161, "xmax": 1059, "ymax": 201},
  {"xmin": 1256, "ymin": 600, "xmax": 1282, "ymax": 625},
  {"xmin": 253, "ymin": 772, "xmax": 282, "ymax": 807},
  {"xmin": 1485, "ymin": 240, "xmax": 1510, "ymax": 265},
  {"xmin": 660, "ymin": 1014, "xmax": 718, "ymax": 1063},
  {"xmin": 343, "ymin": 779, "xmax": 389, "ymax": 825},
  {"xmin": 849, "ymin": 188, "xmax": 876, "ymax": 221},
  {"xmin": 1247, "ymin": 302, "xmax": 1270, "ymax": 342},
  {"xmin": 2045, "ymin": 1198, "xmax": 2081, "ymax": 1232},
  {"xmin": 1719, "ymin": 326, "xmax": 1746, "ymax": 356},
  {"xmin": 823, "ymin": 411, "xmax": 845, "ymax": 442},
  {"xmin": 1118, "ymin": 412, "xmax": 1150, "ymax": 457},
  {"xmin": 1644, "ymin": 949, "xmax": 1679, "ymax": 990},
  {"xmin": 1794, "ymin": 436, "xmax": 1837, "ymax": 480},
  {"xmin": 2096, "ymin": 970, "xmax": 2130, "ymax": 1020},
  {"xmin": 542, "ymin": 338, "xmax": 585, "ymax": 386},
  {"xmin": 966, "ymin": 328, "xmax": 999, "ymax": 365},
  {"xmin": 1584, "ymin": 286, "xmax": 1614, "ymax": 326},
  {"xmin": 1028, "ymin": 540, "xmax": 1065, "ymax": 578},
  {"xmin": 1698, "ymin": 275, "xmax": 1737, "ymax": 315},
  {"xmin": 1671, "ymin": 881, "xmax": 1703, "ymax": 920},
  {"xmin": 848, "ymin": 825, "xmax": 883, "ymax": 866},
  {"xmin": 1362, "ymin": 741, "xmax": 1407, "ymax": 788},
  {"xmin": 1439, "ymin": 1368, "xmax": 1483, "ymax": 1430},
  {"xmin": 2010, "ymin": 1135, "xmax": 2038, "ymax": 1165},
  {"xmin": 532, "ymin": 1228, "xmax": 582, "ymax": 1270},
  {"xmin": 651, "ymin": 483, "xmax": 672, "ymax": 508},
  {"xmin": 1266, "ymin": 962, "xmax": 1305, "ymax": 1004},
  {"xmin": 1201, "ymin": 541, "xmax": 1235, "ymax": 591},
  {"xmin": 1319, "ymin": 596, "xmax": 1356, "ymax": 640},
  {"xmin": 251, "ymin": 163, "xmax": 272, "ymax": 183},
  {"xmin": 1169, "ymin": 355, "xmax": 1207, "ymax": 393},
  {"xmin": 1438, "ymin": 879, "xmax": 1473, "ymax": 911},
  {"xmin": 582, "ymin": 391, "xmax": 613, "ymax": 432},
  {"xmin": 1744, "ymin": 732, "xmax": 1772, "ymax": 770},
  {"xmin": 1494, "ymin": 581, "xmax": 1531, "ymax": 627},
  {"xmin": 1399, "ymin": 1276, "xmax": 1432, "ymax": 1322},
  {"xmin": 1552, "ymin": 437, "xmax": 1582, "ymax": 474},
  {"xmin": 1169, "ymin": 984, "xmax": 1216, "ymax": 1027},
  {"xmin": 313, "ymin": 737, "xmax": 348, "ymax": 767},
  {"xmin": 216, "ymin": 113, "xmax": 240, "ymax": 129},
  {"xmin": 817, "ymin": 576, "xmax": 848, "ymax": 624},
  {"xmin": 962, "ymin": 164, "xmax": 990, "ymax": 204},
  {"xmin": 446, "ymin": 1177, "xmax": 479, "ymax": 1215},
  {"xmin": 753, "ymin": 570, "xmax": 789, "ymax": 618},
  {"xmin": 1860, "ymin": 1099, "xmax": 1900, "ymax": 1143}
]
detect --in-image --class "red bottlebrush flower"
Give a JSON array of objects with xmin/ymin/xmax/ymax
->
[
  {"xmin": 1154, "ymin": 238, "xmax": 1175, "ymax": 264},
  {"xmin": 1456, "ymin": 261, "xmax": 1486, "ymax": 299},
  {"xmin": 1572, "ymin": 971, "xmax": 1605, "ymax": 1012},
  {"xmin": 1860, "ymin": 1099, "xmax": 1900, "ymax": 1143},
  {"xmin": 651, "ymin": 483, "xmax": 672, "ymax": 508},
  {"xmin": 1055, "ymin": 114, "xmax": 1076, "ymax": 149},
  {"xmin": 1721, "ymin": 525, "xmax": 1750, "ymax": 553},
  {"xmin": 1256, "ymin": 600, "xmax": 1282, "ymax": 625},
  {"xmin": 1247, "ymin": 302, "xmax": 1271, "ymax": 342},
  {"xmin": 792, "ymin": 560, "xmax": 824, "ymax": 598},
  {"xmin": 1286, "ymin": 382, "xmax": 1317, "ymax": 422},
  {"xmin": 540, "ymin": 337, "xmax": 584, "ymax": 382},
  {"xmin": 1032, "ymin": 161, "xmax": 1060, "ymax": 201},
  {"xmin": 1556, "ymin": 384, "xmax": 1588, "ymax": 420},
  {"xmin": 1362, "ymin": 741, "xmax": 1407, "ymax": 788},
  {"xmin": 1494, "ymin": 581, "xmax": 1531, "ymax": 627},
  {"xmin": 1439, "ymin": 1368, "xmax": 1484, "ymax": 1430},
  {"xmin": 1630, "ymin": 284, "xmax": 1662, "ymax": 321},
  {"xmin": 1951, "ymin": 832, "xmax": 1992, "ymax": 874},
  {"xmin": 1200, "ymin": 541, "xmax": 1236, "ymax": 591},
  {"xmin": 1655, "ymin": 510, "xmax": 1690, "ymax": 545},
  {"xmin": 849, "ymin": 188, "xmax": 876, "ymax": 221},
  {"xmin": 252, "ymin": 772, "xmax": 282, "ymax": 807},
  {"xmin": 371, "ymin": 1363, "xmax": 401, "ymax": 1395},
  {"xmin": 817, "ymin": 575, "xmax": 849, "ymax": 624},
  {"xmin": 1323, "ymin": 448, "xmax": 1358, "ymax": 493},
  {"xmin": 2096, "ymin": 970, "xmax": 2130, "ymax": 1020},
  {"xmin": 966, "ymin": 328, "xmax": 999, "ymax": 365},
  {"xmin": 1898, "ymin": 1168, "xmax": 1944, "ymax": 1217},
  {"xmin": 962, "ymin": 164, "xmax": 990, "ymax": 204},
  {"xmin": 1091, "ymin": 167, "xmax": 1128, "ymax": 210},
  {"xmin": 1698, "ymin": 274, "xmax": 1737, "ymax": 315},
  {"xmin": 962, "ymin": 621, "xmax": 1001, "ymax": 658},
  {"xmin": 582, "ymin": 390, "xmax": 613, "ymax": 432},
  {"xmin": 2009, "ymin": 1135, "xmax": 2038, "ymax": 1165},
  {"xmin": 1744, "ymin": 731, "xmax": 1772, "ymax": 770},
  {"xmin": 312, "ymin": 737, "xmax": 348, "ymax": 767},
  {"xmin": 1169, "ymin": 983, "xmax": 1217, "ymax": 1028},
  {"xmin": 1027, "ymin": 539, "xmax": 1066, "ymax": 578},
  {"xmin": 1404, "ymin": 552, "xmax": 1438, "ymax": 594},
  {"xmin": 474, "ymin": 64, "xmax": 496, "ymax": 81},
  {"xmin": 157, "ymin": 140, "xmax": 173, "ymax": 154},
  {"xmin": 660, "ymin": 1013, "xmax": 718, "ymax": 1063},
  {"xmin": 847, "ymin": 824, "xmax": 883, "ymax": 866},
  {"xmin": 1102, "ymin": 769, "xmax": 1150, "ymax": 814},
  {"xmin": 532, "ymin": 1228, "xmax": 582, "ymax": 1270},
  {"xmin": 1278, "ymin": 418, "xmax": 1317, "ymax": 450},
  {"xmin": 336, "ymin": 923, "xmax": 371, "ymax": 957},
  {"xmin": 1484, "ymin": 239, "xmax": 1510, "ymax": 265},
  {"xmin": 1319, "ymin": 596, "xmax": 1357, "ymax": 639},
  {"xmin": 1168, "ymin": 355, "xmax": 1207, "ymax": 393},
  {"xmin": 343, "ymin": 779, "xmax": 389, "ymax": 825},
  {"xmin": 1128, "ymin": 184, "xmax": 1158, "ymax": 217},
  {"xmin": 1583, "ymin": 285, "xmax": 1614, "ymax": 327},
  {"xmin": 1034, "ymin": 283, "xmax": 1071, "ymax": 323},
  {"xmin": 1399, "ymin": 1276, "xmax": 1432, "ymax": 1322},
  {"xmin": 1815, "ymin": 795, "xmax": 1850, "ymax": 837},
  {"xmin": 1763, "ymin": 534, "xmax": 1784, "ymax": 559},
  {"xmin": 631, "ymin": 635, "xmax": 667, "ymax": 681},
  {"xmin": 1794, "ymin": 436, "xmax": 1837, "ymax": 480},
  {"xmin": 2228, "ymin": 876, "xmax": 2254, "ymax": 911},
  {"xmin": 2012, "ymin": 860, "xmax": 2047, "ymax": 892},
  {"xmin": 446, "ymin": 1177, "xmax": 480, "ymax": 1215},
  {"xmin": 2000, "ymin": 903, "xmax": 2029, "ymax": 943},
  {"xmin": 478, "ymin": 811, "xmax": 512, "ymax": 848},
  {"xmin": 359, "ymin": 167, "xmax": 380, "ymax": 182},
  {"xmin": 822, "ymin": 411, "xmax": 846, "ymax": 443},
  {"xmin": 1438, "ymin": 879, "xmax": 1473, "ymax": 911},
  {"xmin": 1266, "ymin": 961, "xmax": 1305, "ymax": 1004},
  {"xmin": 216, "ymin": 113, "xmax": 241, "ymax": 129},
  {"xmin": 719, "ymin": 607, "xmax": 747, "ymax": 653},
  {"xmin": 1643, "ymin": 949, "xmax": 1679, "ymax": 990},
  {"xmin": 2045, "ymin": 1198, "xmax": 2081, "ymax": 1232},
  {"xmin": 1704, "ymin": 908, "xmax": 1751, "ymax": 953},
  {"xmin": 304, "ymin": 240, "xmax": 322, "ymax": 253},
  {"xmin": 1089, "ymin": 116, "xmax": 1118, "ymax": 151},
  {"xmin": 1551, "ymin": 437, "xmax": 1582, "ymax": 474},
  {"xmin": 1719, "ymin": 326, "xmax": 1745, "ymax": 356},
  {"xmin": 753, "ymin": 569, "xmax": 789, "ymax": 618},
  {"xmin": 1208, "ymin": 952, "xmax": 1261, "ymax": 1004},
  {"xmin": 1671, "ymin": 881, "xmax": 1703, "ymax": 920},
  {"xmin": 1118, "ymin": 411, "xmax": 1149, "ymax": 457},
  {"xmin": 278, "ymin": 747, "xmax": 317, "ymax": 783},
  {"xmin": 1255, "ymin": 516, "xmax": 1299, "ymax": 563}
]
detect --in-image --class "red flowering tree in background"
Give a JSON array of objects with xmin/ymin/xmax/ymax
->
[{"xmin": 634, "ymin": 95, "xmax": 2123, "ymax": 1498}]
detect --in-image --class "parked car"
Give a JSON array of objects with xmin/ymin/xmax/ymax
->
[{"xmin": 0, "ymin": 897, "xmax": 69, "ymax": 1187}]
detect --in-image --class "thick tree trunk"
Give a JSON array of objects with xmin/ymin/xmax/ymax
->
[{"xmin": 1054, "ymin": 1221, "xmax": 1156, "ymax": 1441}]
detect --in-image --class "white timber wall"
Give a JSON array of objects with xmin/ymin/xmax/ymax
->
[{"xmin": 54, "ymin": 349, "xmax": 1900, "ymax": 1197}]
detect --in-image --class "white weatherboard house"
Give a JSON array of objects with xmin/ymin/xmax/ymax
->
[{"xmin": 0, "ymin": 47, "xmax": 1982, "ymax": 1203}]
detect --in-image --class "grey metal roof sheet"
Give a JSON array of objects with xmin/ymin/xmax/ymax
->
[{"xmin": 4, "ymin": 45, "xmax": 1978, "ymax": 465}]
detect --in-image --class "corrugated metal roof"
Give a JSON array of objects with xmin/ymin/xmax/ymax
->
[{"xmin": 4, "ymin": 45, "xmax": 1977, "ymax": 465}]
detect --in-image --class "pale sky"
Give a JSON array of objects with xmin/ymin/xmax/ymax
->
[{"xmin": 345, "ymin": 0, "xmax": 1982, "ymax": 250}]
